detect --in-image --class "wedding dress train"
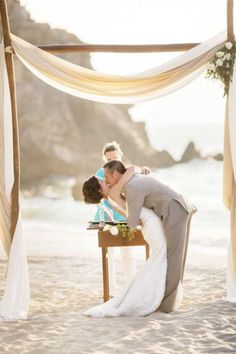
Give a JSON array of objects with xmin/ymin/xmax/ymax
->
[{"xmin": 84, "ymin": 207, "xmax": 167, "ymax": 317}]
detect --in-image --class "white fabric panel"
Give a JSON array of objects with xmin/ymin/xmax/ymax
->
[
  {"xmin": 0, "ymin": 40, "xmax": 30, "ymax": 321},
  {"xmin": 0, "ymin": 216, "xmax": 30, "ymax": 320},
  {"xmin": 226, "ymin": 59, "xmax": 236, "ymax": 302},
  {"xmin": 228, "ymin": 61, "xmax": 236, "ymax": 181},
  {"xmin": 11, "ymin": 32, "xmax": 226, "ymax": 104}
]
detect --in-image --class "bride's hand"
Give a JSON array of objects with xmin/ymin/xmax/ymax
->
[
  {"xmin": 138, "ymin": 219, "xmax": 144, "ymax": 227},
  {"xmin": 141, "ymin": 166, "xmax": 151, "ymax": 175}
]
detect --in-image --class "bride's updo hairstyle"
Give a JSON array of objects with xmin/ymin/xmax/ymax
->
[
  {"xmin": 103, "ymin": 160, "xmax": 126, "ymax": 174},
  {"xmin": 82, "ymin": 176, "xmax": 103, "ymax": 204}
]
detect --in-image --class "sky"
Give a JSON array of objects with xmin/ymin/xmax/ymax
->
[{"xmin": 19, "ymin": 0, "xmax": 230, "ymax": 158}]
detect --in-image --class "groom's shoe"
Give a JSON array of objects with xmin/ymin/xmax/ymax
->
[{"xmin": 159, "ymin": 283, "xmax": 183, "ymax": 313}]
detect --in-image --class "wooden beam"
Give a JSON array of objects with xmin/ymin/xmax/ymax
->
[
  {"xmin": 38, "ymin": 43, "xmax": 200, "ymax": 54},
  {"xmin": 0, "ymin": 0, "xmax": 10, "ymax": 45},
  {"xmin": 0, "ymin": 0, "xmax": 20, "ymax": 242},
  {"xmin": 227, "ymin": 0, "xmax": 234, "ymax": 41}
]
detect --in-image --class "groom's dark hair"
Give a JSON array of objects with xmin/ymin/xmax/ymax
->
[{"xmin": 103, "ymin": 160, "xmax": 126, "ymax": 174}]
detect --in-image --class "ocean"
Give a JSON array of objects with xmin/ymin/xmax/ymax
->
[
  {"xmin": 9, "ymin": 1, "xmax": 229, "ymax": 267},
  {"xmin": 5, "ymin": 159, "xmax": 228, "ymax": 268}
]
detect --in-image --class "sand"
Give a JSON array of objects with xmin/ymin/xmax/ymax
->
[
  {"xmin": 0, "ymin": 206, "xmax": 233, "ymax": 354},
  {"xmin": 0, "ymin": 254, "xmax": 236, "ymax": 354}
]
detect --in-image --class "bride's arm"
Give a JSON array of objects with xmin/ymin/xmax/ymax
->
[{"xmin": 108, "ymin": 197, "xmax": 127, "ymax": 218}]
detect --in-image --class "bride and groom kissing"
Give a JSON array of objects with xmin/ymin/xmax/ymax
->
[{"xmin": 82, "ymin": 145, "xmax": 197, "ymax": 317}]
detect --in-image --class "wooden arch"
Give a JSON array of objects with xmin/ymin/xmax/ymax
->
[{"xmin": 0, "ymin": 0, "xmax": 234, "ymax": 240}]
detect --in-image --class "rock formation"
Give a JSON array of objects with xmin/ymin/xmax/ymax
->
[
  {"xmin": 180, "ymin": 142, "xmax": 201, "ymax": 163},
  {"xmin": 6, "ymin": 1, "xmax": 222, "ymax": 192},
  {"xmin": 7, "ymin": 0, "xmax": 176, "ymax": 187}
]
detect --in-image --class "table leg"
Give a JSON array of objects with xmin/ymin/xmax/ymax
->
[
  {"xmin": 102, "ymin": 247, "xmax": 109, "ymax": 302},
  {"xmin": 145, "ymin": 244, "xmax": 150, "ymax": 260}
]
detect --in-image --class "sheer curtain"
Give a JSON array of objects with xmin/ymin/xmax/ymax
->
[
  {"xmin": 0, "ymin": 40, "xmax": 30, "ymax": 321},
  {"xmin": 224, "ymin": 60, "xmax": 236, "ymax": 302},
  {"xmin": 11, "ymin": 32, "xmax": 226, "ymax": 104}
]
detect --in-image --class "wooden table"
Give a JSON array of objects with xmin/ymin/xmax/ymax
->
[{"xmin": 98, "ymin": 230, "xmax": 149, "ymax": 302}]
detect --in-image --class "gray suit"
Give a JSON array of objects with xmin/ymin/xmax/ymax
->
[{"xmin": 123, "ymin": 174, "xmax": 197, "ymax": 313}]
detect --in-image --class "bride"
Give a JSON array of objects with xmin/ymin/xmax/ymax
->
[{"xmin": 82, "ymin": 167, "xmax": 167, "ymax": 317}]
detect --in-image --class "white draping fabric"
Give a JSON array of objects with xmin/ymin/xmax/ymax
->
[
  {"xmin": 0, "ymin": 215, "xmax": 30, "ymax": 320},
  {"xmin": 0, "ymin": 40, "xmax": 30, "ymax": 320},
  {"xmin": 11, "ymin": 32, "xmax": 226, "ymax": 104},
  {"xmin": 224, "ymin": 59, "xmax": 236, "ymax": 302},
  {"xmin": 12, "ymin": 30, "xmax": 236, "ymax": 303}
]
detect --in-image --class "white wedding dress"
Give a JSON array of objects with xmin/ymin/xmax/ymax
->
[{"xmin": 84, "ymin": 207, "xmax": 167, "ymax": 317}]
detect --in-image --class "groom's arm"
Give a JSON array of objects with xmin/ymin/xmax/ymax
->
[{"xmin": 125, "ymin": 184, "xmax": 146, "ymax": 228}]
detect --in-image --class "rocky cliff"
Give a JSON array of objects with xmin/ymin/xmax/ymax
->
[
  {"xmin": 6, "ymin": 0, "xmax": 177, "ymax": 187},
  {"xmin": 7, "ymin": 1, "xmax": 218, "ymax": 189}
]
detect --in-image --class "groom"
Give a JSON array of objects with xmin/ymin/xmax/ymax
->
[{"xmin": 103, "ymin": 160, "xmax": 197, "ymax": 313}]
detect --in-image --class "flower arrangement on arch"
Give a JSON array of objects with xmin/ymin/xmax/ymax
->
[
  {"xmin": 102, "ymin": 223, "xmax": 142, "ymax": 241},
  {"xmin": 206, "ymin": 41, "xmax": 236, "ymax": 96}
]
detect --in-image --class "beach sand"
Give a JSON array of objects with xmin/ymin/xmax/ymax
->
[
  {"xmin": 0, "ymin": 187, "xmax": 234, "ymax": 354},
  {"xmin": 0, "ymin": 254, "xmax": 236, "ymax": 354}
]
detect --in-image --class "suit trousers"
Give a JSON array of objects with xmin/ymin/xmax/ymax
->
[{"xmin": 158, "ymin": 201, "xmax": 193, "ymax": 313}]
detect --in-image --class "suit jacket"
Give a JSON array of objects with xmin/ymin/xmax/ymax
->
[{"xmin": 123, "ymin": 174, "xmax": 197, "ymax": 228}]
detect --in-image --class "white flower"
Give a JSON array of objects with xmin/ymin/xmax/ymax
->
[
  {"xmin": 225, "ymin": 42, "xmax": 233, "ymax": 50},
  {"xmin": 103, "ymin": 224, "xmax": 111, "ymax": 231},
  {"xmin": 207, "ymin": 63, "xmax": 215, "ymax": 70},
  {"xmin": 216, "ymin": 59, "xmax": 223, "ymax": 66},
  {"xmin": 225, "ymin": 53, "xmax": 231, "ymax": 60},
  {"xmin": 110, "ymin": 226, "xmax": 119, "ymax": 236},
  {"xmin": 136, "ymin": 225, "xmax": 142, "ymax": 230},
  {"xmin": 216, "ymin": 51, "xmax": 224, "ymax": 58}
]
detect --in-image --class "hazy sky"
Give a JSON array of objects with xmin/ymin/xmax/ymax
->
[
  {"xmin": 19, "ymin": 0, "xmax": 230, "ymax": 158},
  {"xmin": 21, "ymin": 0, "xmax": 227, "ymax": 44}
]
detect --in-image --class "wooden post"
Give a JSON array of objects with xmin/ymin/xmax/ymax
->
[
  {"xmin": 0, "ymin": 0, "xmax": 20, "ymax": 241},
  {"xmin": 101, "ymin": 247, "xmax": 109, "ymax": 302},
  {"xmin": 145, "ymin": 244, "xmax": 150, "ymax": 260},
  {"xmin": 38, "ymin": 43, "xmax": 200, "ymax": 54},
  {"xmin": 227, "ymin": 0, "xmax": 234, "ymax": 41}
]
